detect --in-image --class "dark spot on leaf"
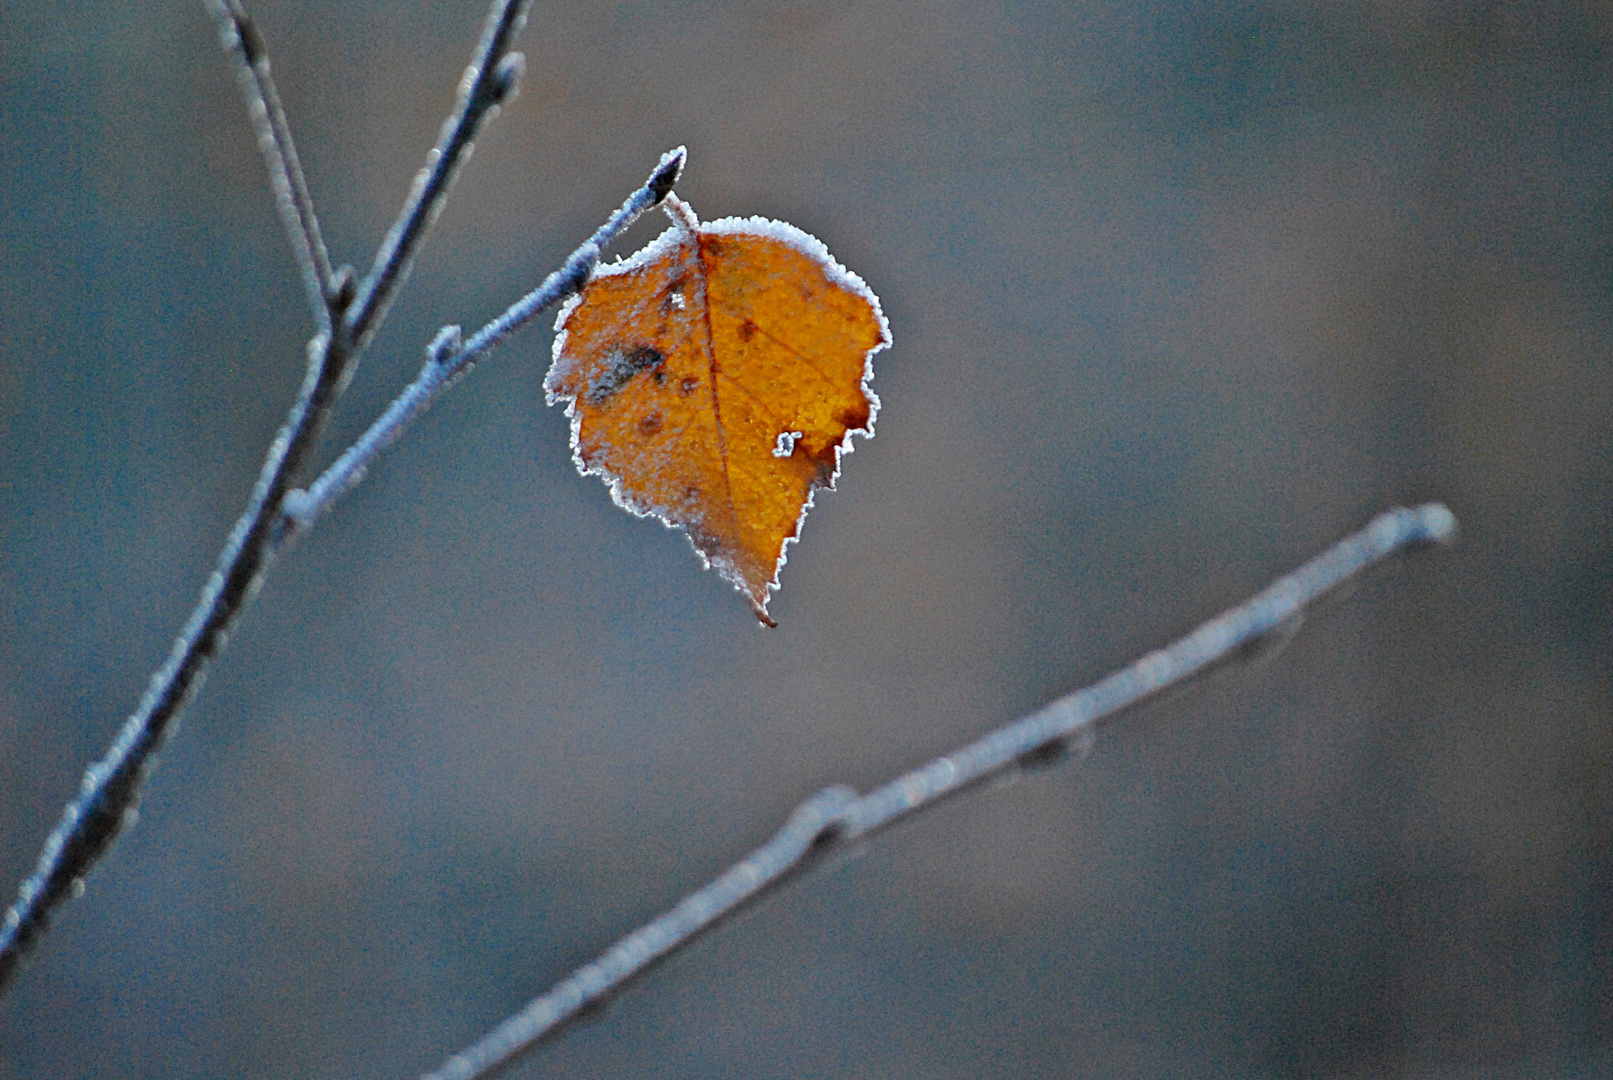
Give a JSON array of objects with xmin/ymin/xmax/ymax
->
[
  {"xmin": 834, "ymin": 402, "xmax": 871, "ymax": 431},
  {"xmin": 638, "ymin": 411, "xmax": 665, "ymax": 436},
  {"xmin": 584, "ymin": 345, "xmax": 663, "ymax": 406},
  {"xmin": 804, "ymin": 440, "xmax": 837, "ymax": 467},
  {"xmin": 653, "ymin": 369, "xmax": 666, "ymax": 385},
  {"xmin": 687, "ymin": 522, "xmax": 721, "ymax": 554},
  {"xmin": 796, "ymin": 439, "xmax": 839, "ymax": 487},
  {"xmin": 739, "ymin": 318, "xmax": 758, "ymax": 342},
  {"xmin": 680, "ymin": 376, "xmax": 700, "ymax": 395}
]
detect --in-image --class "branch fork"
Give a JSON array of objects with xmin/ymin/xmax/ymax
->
[{"xmin": 0, "ymin": 0, "xmax": 680, "ymax": 993}]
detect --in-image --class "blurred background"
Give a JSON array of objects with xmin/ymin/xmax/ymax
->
[{"xmin": 2, "ymin": 1, "xmax": 1611, "ymax": 1077}]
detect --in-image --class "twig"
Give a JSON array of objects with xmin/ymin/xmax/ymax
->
[
  {"xmin": 346, "ymin": 0, "xmax": 531, "ymax": 353},
  {"xmin": 204, "ymin": 0, "xmax": 337, "ymax": 325},
  {"xmin": 281, "ymin": 147, "xmax": 686, "ymax": 537},
  {"xmin": 416, "ymin": 503, "xmax": 1459, "ymax": 1080},
  {"xmin": 0, "ymin": 0, "xmax": 535, "ymax": 996}
]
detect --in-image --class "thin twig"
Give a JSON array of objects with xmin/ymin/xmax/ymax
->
[
  {"xmin": 417, "ymin": 503, "xmax": 1459, "ymax": 1080},
  {"xmin": 281, "ymin": 147, "xmax": 686, "ymax": 536},
  {"xmin": 347, "ymin": 0, "xmax": 532, "ymax": 353},
  {"xmin": 203, "ymin": 0, "xmax": 336, "ymax": 325},
  {"xmin": 0, "ymin": 0, "xmax": 533, "ymax": 996}
]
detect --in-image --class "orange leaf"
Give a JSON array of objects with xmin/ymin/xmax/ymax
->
[{"xmin": 547, "ymin": 196, "xmax": 890, "ymax": 625}]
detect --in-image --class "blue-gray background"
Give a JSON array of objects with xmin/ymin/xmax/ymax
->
[{"xmin": 2, "ymin": 2, "xmax": 1611, "ymax": 1077}]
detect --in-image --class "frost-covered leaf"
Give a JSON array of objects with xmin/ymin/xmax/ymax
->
[{"xmin": 547, "ymin": 196, "xmax": 890, "ymax": 625}]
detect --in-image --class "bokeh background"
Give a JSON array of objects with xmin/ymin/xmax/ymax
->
[{"xmin": 2, "ymin": 1, "xmax": 1611, "ymax": 1077}]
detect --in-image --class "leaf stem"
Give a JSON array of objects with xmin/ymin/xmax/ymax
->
[{"xmin": 662, "ymin": 192, "xmax": 701, "ymax": 236}]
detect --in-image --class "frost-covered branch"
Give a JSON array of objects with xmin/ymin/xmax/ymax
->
[
  {"xmin": 417, "ymin": 503, "xmax": 1458, "ymax": 1080},
  {"xmin": 281, "ymin": 147, "xmax": 686, "ymax": 538},
  {"xmin": 203, "ymin": 0, "xmax": 337, "ymax": 325},
  {"xmin": 346, "ymin": 0, "xmax": 530, "ymax": 353},
  {"xmin": 0, "ymin": 0, "xmax": 597, "ymax": 996}
]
